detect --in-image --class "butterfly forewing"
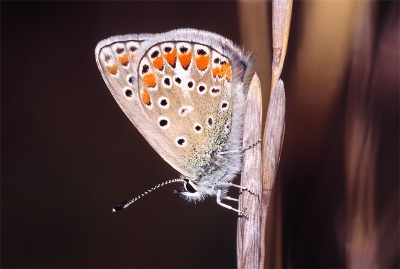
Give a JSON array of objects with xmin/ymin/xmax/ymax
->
[{"xmin": 96, "ymin": 37, "xmax": 197, "ymax": 177}]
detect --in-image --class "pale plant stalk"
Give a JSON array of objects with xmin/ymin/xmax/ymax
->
[
  {"xmin": 271, "ymin": 0, "xmax": 293, "ymax": 95},
  {"xmin": 237, "ymin": 77, "xmax": 286, "ymax": 269},
  {"xmin": 237, "ymin": 0, "xmax": 291, "ymax": 268},
  {"xmin": 237, "ymin": 74, "xmax": 263, "ymax": 269}
]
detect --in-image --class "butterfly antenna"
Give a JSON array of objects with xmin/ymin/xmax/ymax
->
[{"xmin": 112, "ymin": 178, "xmax": 185, "ymax": 212}]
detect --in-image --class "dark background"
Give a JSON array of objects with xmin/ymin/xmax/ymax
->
[
  {"xmin": 2, "ymin": 2, "xmax": 253, "ymax": 268},
  {"xmin": 2, "ymin": 1, "xmax": 399, "ymax": 268}
]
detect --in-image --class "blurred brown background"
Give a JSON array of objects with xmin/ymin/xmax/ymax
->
[{"xmin": 2, "ymin": 1, "xmax": 398, "ymax": 268}]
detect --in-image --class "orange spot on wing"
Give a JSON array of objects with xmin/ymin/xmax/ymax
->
[
  {"xmin": 218, "ymin": 68, "xmax": 225, "ymax": 77},
  {"xmin": 219, "ymin": 62, "xmax": 229, "ymax": 77},
  {"xmin": 130, "ymin": 54, "xmax": 135, "ymax": 61},
  {"xmin": 142, "ymin": 73, "xmax": 157, "ymax": 87},
  {"xmin": 141, "ymin": 88, "xmax": 151, "ymax": 105},
  {"xmin": 178, "ymin": 51, "xmax": 192, "ymax": 69},
  {"xmin": 212, "ymin": 63, "xmax": 231, "ymax": 80},
  {"xmin": 212, "ymin": 67, "xmax": 219, "ymax": 78},
  {"xmin": 118, "ymin": 54, "xmax": 129, "ymax": 66},
  {"xmin": 195, "ymin": 55, "xmax": 210, "ymax": 71},
  {"xmin": 164, "ymin": 48, "xmax": 177, "ymax": 66},
  {"xmin": 152, "ymin": 56, "xmax": 164, "ymax": 70},
  {"xmin": 107, "ymin": 65, "xmax": 118, "ymax": 75}
]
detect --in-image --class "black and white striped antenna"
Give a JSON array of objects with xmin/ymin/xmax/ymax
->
[{"xmin": 112, "ymin": 178, "xmax": 185, "ymax": 212}]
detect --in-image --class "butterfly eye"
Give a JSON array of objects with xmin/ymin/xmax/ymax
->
[{"xmin": 184, "ymin": 181, "xmax": 197, "ymax": 193}]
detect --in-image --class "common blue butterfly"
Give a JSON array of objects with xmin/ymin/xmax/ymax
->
[{"xmin": 95, "ymin": 29, "xmax": 255, "ymax": 216}]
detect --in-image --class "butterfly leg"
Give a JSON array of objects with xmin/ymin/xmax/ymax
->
[
  {"xmin": 224, "ymin": 196, "xmax": 239, "ymax": 202},
  {"xmin": 217, "ymin": 149, "xmax": 241, "ymax": 155},
  {"xmin": 242, "ymin": 138, "xmax": 262, "ymax": 152},
  {"xmin": 218, "ymin": 182, "xmax": 258, "ymax": 197},
  {"xmin": 216, "ymin": 190, "xmax": 248, "ymax": 218},
  {"xmin": 217, "ymin": 139, "xmax": 262, "ymax": 156}
]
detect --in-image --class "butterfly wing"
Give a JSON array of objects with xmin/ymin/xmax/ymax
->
[
  {"xmin": 95, "ymin": 33, "xmax": 192, "ymax": 176},
  {"xmin": 95, "ymin": 29, "xmax": 254, "ymax": 178}
]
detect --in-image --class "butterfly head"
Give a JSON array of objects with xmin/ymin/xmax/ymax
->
[{"xmin": 174, "ymin": 178, "xmax": 206, "ymax": 203}]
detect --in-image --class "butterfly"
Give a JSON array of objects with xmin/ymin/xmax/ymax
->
[{"xmin": 95, "ymin": 29, "xmax": 255, "ymax": 216}]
